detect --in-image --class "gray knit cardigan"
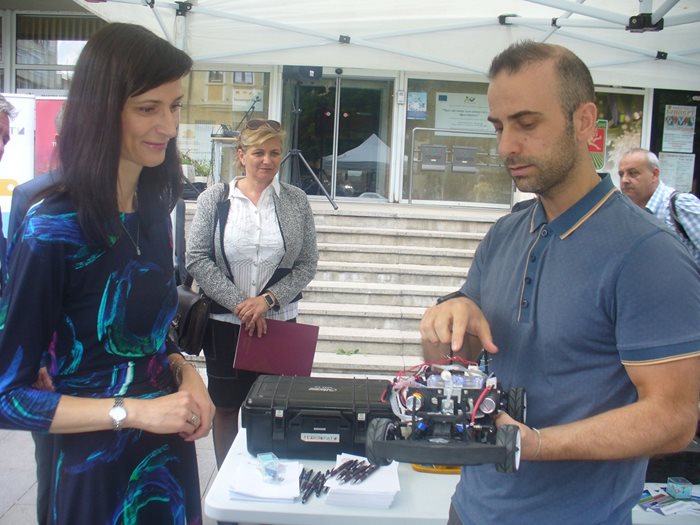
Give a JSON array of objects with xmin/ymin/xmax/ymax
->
[{"xmin": 185, "ymin": 181, "xmax": 318, "ymax": 313}]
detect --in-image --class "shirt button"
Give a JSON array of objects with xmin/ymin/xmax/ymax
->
[
  {"xmin": 541, "ymin": 228, "xmax": 549, "ymax": 237},
  {"xmin": 525, "ymin": 277, "xmax": 532, "ymax": 285},
  {"xmin": 529, "ymin": 254, "xmax": 536, "ymax": 262},
  {"xmin": 521, "ymin": 299, "xmax": 529, "ymax": 308}
]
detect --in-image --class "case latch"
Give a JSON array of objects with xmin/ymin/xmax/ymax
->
[{"xmin": 272, "ymin": 408, "xmax": 285, "ymax": 441}]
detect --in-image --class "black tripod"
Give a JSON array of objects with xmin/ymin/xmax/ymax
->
[{"xmin": 281, "ymin": 82, "xmax": 338, "ymax": 210}]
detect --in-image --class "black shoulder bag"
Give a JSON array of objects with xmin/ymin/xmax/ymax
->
[
  {"xmin": 169, "ymin": 183, "xmax": 229, "ymax": 355},
  {"xmin": 669, "ymin": 191, "xmax": 690, "ymax": 242}
]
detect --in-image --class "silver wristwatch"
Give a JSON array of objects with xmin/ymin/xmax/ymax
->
[{"xmin": 109, "ymin": 397, "xmax": 127, "ymax": 431}]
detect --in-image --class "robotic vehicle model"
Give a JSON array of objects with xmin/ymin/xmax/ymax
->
[{"xmin": 365, "ymin": 356, "xmax": 526, "ymax": 473}]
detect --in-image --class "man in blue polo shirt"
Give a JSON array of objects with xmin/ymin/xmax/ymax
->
[{"xmin": 421, "ymin": 41, "xmax": 700, "ymax": 525}]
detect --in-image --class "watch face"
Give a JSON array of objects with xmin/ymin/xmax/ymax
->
[
  {"xmin": 264, "ymin": 294, "xmax": 274, "ymax": 306},
  {"xmin": 110, "ymin": 406, "xmax": 126, "ymax": 422}
]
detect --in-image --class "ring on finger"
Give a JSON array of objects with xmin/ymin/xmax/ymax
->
[{"xmin": 188, "ymin": 413, "xmax": 200, "ymax": 427}]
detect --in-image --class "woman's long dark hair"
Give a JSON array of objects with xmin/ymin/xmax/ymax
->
[{"xmin": 58, "ymin": 23, "xmax": 192, "ymax": 248}]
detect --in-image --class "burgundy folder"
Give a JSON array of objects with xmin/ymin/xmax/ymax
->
[{"xmin": 233, "ymin": 319, "xmax": 319, "ymax": 376}]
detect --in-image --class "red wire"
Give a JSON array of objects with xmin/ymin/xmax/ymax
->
[
  {"xmin": 394, "ymin": 355, "xmax": 477, "ymax": 383},
  {"xmin": 470, "ymin": 384, "xmax": 493, "ymax": 425},
  {"xmin": 391, "ymin": 356, "xmax": 481, "ymax": 411}
]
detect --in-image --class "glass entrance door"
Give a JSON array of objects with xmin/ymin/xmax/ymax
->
[{"xmin": 280, "ymin": 71, "xmax": 393, "ymax": 201}]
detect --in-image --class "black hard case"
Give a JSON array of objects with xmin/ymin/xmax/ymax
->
[{"xmin": 241, "ymin": 375, "xmax": 393, "ymax": 460}]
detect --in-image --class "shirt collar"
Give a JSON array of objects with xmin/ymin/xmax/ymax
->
[
  {"xmin": 529, "ymin": 173, "xmax": 617, "ymax": 239},
  {"xmin": 231, "ymin": 174, "xmax": 281, "ymax": 198},
  {"xmin": 645, "ymin": 180, "xmax": 672, "ymax": 215}
]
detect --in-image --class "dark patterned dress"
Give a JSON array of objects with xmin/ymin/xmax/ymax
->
[{"xmin": 0, "ymin": 193, "xmax": 201, "ymax": 524}]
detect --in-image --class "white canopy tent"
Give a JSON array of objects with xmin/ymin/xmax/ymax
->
[
  {"xmin": 322, "ymin": 134, "xmax": 391, "ymax": 173},
  {"xmin": 73, "ymin": 0, "xmax": 700, "ymax": 91}
]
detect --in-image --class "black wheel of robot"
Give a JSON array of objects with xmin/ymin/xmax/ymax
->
[
  {"xmin": 366, "ymin": 418, "xmax": 397, "ymax": 466},
  {"xmin": 495, "ymin": 424, "xmax": 521, "ymax": 473},
  {"xmin": 507, "ymin": 387, "xmax": 527, "ymax": 423}
]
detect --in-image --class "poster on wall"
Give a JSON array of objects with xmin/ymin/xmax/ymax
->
[
  {"xmin": 407, "ymin": 92, "xmax": 427, "ymax": 120},
  {"xmin": 588, "ymin": 119, "xmax": 608, "ymax": 171},
  {"xmin": 435, "ymin": 93, "xmax": 492, "ymax": 135},
  {"xmin": 0, "ymin": 94, "xmax": 35, "ymax": 237},
  {"xmin": 662, "ymin": 104, "xmax": 696, "ymax": 153},
  {"xmin": 35, "ymin": 98, "xmax": 65, "ymax": 177},
  {"xmin": 659, "ymin": 152, "xmax": 696, "ymax": 192}
]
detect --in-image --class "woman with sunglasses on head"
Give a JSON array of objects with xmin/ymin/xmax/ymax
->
[
  {"xmin": 0, "ymin": 23, "xmax": 213, "ymax": 524},
  {"xmin": 187, "ymin": 119, "xmax": 319, "ymax": 470}
]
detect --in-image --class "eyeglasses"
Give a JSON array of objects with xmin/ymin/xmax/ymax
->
[{"xmin": 245, "ymin": 119, "xmax": 282, "ymax": 131}]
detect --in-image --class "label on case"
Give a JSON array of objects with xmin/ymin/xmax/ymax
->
[{"xmin": 301, "ymin": 432, "xmax": 340, "ymax": 443}]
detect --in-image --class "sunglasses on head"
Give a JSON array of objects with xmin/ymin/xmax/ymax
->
[{"xmin": 245, "ymin": 119, "xmax": 282, "ymax": 131}]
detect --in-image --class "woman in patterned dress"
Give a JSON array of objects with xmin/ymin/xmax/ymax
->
[{"xmin": 0, "ymin": 23, "xmax": 213, "ymax": 524}]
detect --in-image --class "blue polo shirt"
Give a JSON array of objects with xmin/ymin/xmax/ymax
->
[{"xmin": 453, "ymin": 174, "xmax": 700, "ymax": 525}]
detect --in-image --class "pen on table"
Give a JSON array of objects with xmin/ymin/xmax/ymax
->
[
  {"xmin": 301, "ymin": 471, "xmax": 324, "ymax": 504},
  {"xmin": 330, "ymin": 459, "xmax": 356, "ymax": 477},
  {"xmin": 339, "ymin": 462, "xmax": 369, "ymax": 483},
  {"xmin": 343, "ymin": 463, "xmax": 372, "ymax": 484},
  {"xmin": 300, "ymin": 468, "xmax": 313, "ymax": 492},
  {"xmin": 339, "ymin": 463, "xmax": 366, "ymax": 483},
  {"xmin": 352, "ymin": 464, "xmax": 379, "ymax": 484},
  {"xmin": 299, "ymin": 467, "xmax": 306, "ymax": 490},
  {"xmin": 339, "ymin": 460, "xmax": 363, "ymax": 477},
  {"xmin": 314, "ymin": 472, "xmax": 328, "ymax": 497}
]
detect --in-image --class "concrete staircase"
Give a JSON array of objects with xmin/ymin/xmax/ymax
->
[
  {"xmin": 183, "ymin": 199, "xmax": 506, "ymax": 377},
  {"xmin": 302, "ymin": 200, "xmax": 506, "ymax": 376}
]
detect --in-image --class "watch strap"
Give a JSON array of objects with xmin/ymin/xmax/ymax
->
[
  {"xmin": 110, "ymin": 396, "xmax": 125, "ymax": 431},
  {"xmin": 436, "ymin": 290, "xmax": 466, "ymax": 304}
]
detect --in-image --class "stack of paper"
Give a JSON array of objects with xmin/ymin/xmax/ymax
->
[
  {"xmin": 325, "ymin": 453, "xmax": 400, "ymax": 509},
  {"xmin": 229, "ymin": 457, "xmax": 303, "ymax": 503}
]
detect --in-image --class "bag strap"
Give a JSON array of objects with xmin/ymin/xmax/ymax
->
[
  {"xmin": 669, "ymin": 191, "xmax": 690, "ymax": 242},
  {"xmin": 184, "ymin": 182, "xmax": 230, "ymax": 291},
  {"xmin": 216, "ymin": 183, "xmax": 235, "ymax": 280}
]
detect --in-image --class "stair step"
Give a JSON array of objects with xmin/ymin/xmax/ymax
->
[
  {"xmin": 318, "ymin": 243, "xmax": 473, "ymax": 265},
  {"xmin": 315, "ymin": 326, "xmax": 423, "ymax": 356},
  {"xmin": 316, "ymin": 226, "xmax": 483, "ymax": 250},
  {"xmin": 315, "ymin": 260, "xmax": 467, "ymax": 287},
  {"xmin": 311, "ymin": 351, "xmax": 424, "ymax": 375},
  {"xmin": 303, "ymin": 281, "xmax": 454, "ymax": 307},
  {"xmin": 299, "ymin": 302, "xmax": 425, "ymax": 330},
  {"xmin": 311, "ymin": 200, "xmax": 505, "ymax": 233}
]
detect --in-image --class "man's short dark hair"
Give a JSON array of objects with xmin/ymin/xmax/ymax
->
[{"xmin": 488, "ymin": 40, "xmax": 595, "ymax": 121}]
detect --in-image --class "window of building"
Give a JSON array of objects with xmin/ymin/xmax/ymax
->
[
  {"xmin": 208, "ymin": 71, "xmax": 224, "ymax": 83},
  {"xmin": 15, "ymin": 15, "xmax": 106, "ymax": 92},
  {"xmin": 233, "ymin": 71, "xmax": 254, "ymax": 84},
  {"xmin": 403, "ymin": 78, "xmax": 508, "ymax": 205}
]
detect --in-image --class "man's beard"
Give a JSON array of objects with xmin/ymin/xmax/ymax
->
[{"xmin": 505, "ymin": 121, "xmax": 578, "ymax": 197}]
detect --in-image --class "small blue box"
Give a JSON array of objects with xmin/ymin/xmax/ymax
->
[
  {"xmin": 667, "ymin": 477, "xmax": 692, "ymax": 499},
  {"xmin": 257, "ymin": 452, "xmax": 282, "ymax": 482}
]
